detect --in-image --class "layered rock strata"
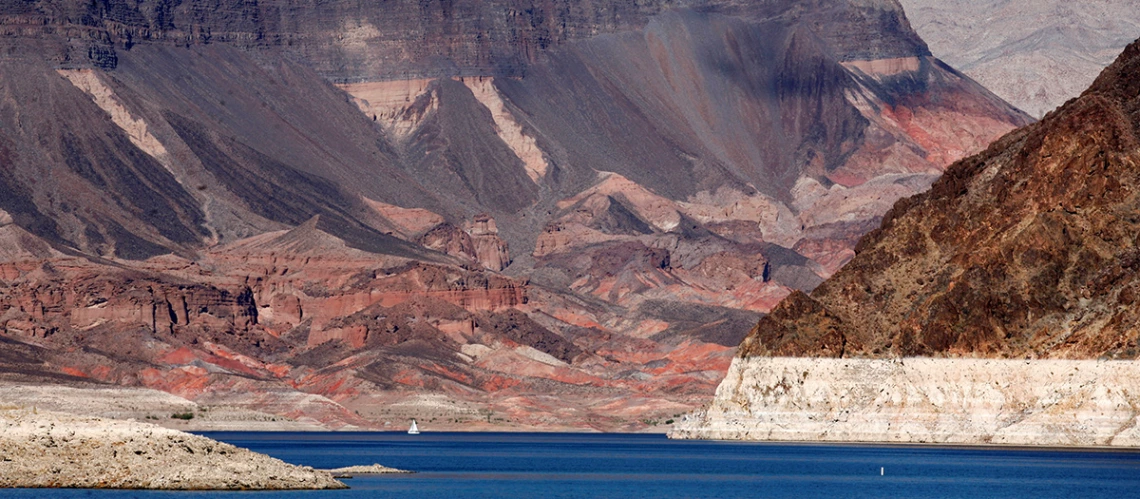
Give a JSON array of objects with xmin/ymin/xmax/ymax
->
[
  {"xmin": 671, "ymin": 357, "xmax": 1140, "ymax": 446},
  {"xmin": 0, "ymin": 408, "xmax": 345, "ymax": 490}
]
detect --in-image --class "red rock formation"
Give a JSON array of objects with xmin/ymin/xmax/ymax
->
[
  {"xmin": 414, "ymin": 215, "xmax": 511, "ymax": 271},
  {"xmin": 417, "ymin": 224, "xmax": 480, "ymax": 263},
  {"xmin": 0, "ymin": 226, "xmax": 729, "ymax": 429},
  {"xmin": 467, "ymin": 214, "xmax": 511, "ymax": 272}
]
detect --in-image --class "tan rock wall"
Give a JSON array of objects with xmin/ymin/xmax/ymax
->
[{"xmin": 672, "ymin": 357, "xmax": 1140, "ymax": 446}]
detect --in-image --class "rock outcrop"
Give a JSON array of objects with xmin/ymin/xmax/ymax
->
[
  {"xmin": 468, "ymin": 215, "xmax": 511, "ymax": 272},
  {"xmin": 675, "ymin": 39, "xmax": 1140, "ymax": 444},
  {"xmin": 0, "ymin": 408, "xmax": 345, "ymax": 489}
]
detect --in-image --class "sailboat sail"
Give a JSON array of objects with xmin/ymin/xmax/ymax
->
[{"xmin": 408, "ymin": 420, "xmax": 420, "ymax": 434}]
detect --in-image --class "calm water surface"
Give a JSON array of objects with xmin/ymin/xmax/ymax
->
[{"xmin": 4, "ymin": 432, "xmax": 1140, "ymax": 498}]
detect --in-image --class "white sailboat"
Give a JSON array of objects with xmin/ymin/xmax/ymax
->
[{"xmin": 407, "ymin": 419, "xmax": 420, "ymax": 435}]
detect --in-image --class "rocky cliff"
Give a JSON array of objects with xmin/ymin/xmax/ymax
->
[
  {"xmin": 0, "ymin": 0, "xmax": 1030, "ymax": 429},
  {"xmin": 675, "ymin": 39, "xmax": 1140, "ymax": 444}
]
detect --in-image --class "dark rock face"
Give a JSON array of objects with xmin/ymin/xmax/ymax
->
[
  {"xmin": 741, "ymin": 39, "xmax": 1140, "ymax": 360},
  {"xmin": 0, "ymin": 59, "xmax": 210, "ymax": 259},
  {"xmin": 0, "ymin": 0, "xmax": 929, "ymax": 78}
]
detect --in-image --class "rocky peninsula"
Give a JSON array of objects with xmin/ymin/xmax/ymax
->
[{"xmin": 0, "ymin": 408, "xmax": 346, "ymax": 490}]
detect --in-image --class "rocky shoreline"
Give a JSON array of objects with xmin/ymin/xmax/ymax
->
[
  {"xmin": 671, "ymin": 357, "xmax": 1140, "ymax": 447},
  {"xmin": 0, "ymin": 408, "xmax": 346, "ymax": 490}
]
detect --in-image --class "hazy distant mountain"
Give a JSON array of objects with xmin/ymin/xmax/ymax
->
[{"xmin": 900, "ymin": 0, "xmax": 1140, "ymax": 118}]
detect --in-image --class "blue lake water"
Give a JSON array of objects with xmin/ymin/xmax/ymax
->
[{"xmin": 4, "ymin": 432, "xmax": 1140, "ymax": 498}]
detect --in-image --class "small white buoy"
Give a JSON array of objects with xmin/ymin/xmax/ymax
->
[{"xmin": 880, "ymin": 467, "xmax": 884, "ymax": 476}]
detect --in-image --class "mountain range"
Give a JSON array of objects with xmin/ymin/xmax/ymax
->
[{"xmin": 0, "ymin": 0, "xmax": 1029, "ymax": 429}]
